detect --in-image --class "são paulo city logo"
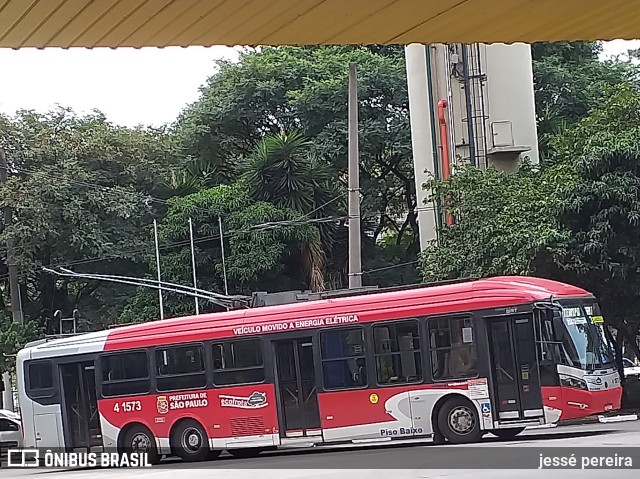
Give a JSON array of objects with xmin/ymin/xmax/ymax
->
[
  {"xmin": 220, "ymin": 391, "xmax": 268, "ymax": 409},
  {"xmin": 157, "ymin": 396, "xmax": 169, "ymax": 414}
]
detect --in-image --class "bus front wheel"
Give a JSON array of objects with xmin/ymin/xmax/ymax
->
[
  {"xmin": 437, "ymin": 397, "xmax": 482, "ymax": 444},
  {"xmin": 171, "ymin": 419, "xmax": 211, "ymax": 462},
  {"xmin": 122, "ymin": 424, "xmax": 160, "ymax": 465}
]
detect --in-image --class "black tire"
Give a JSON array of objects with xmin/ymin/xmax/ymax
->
[
  {"xmin": 437, "ymin": 396, "xmax": 482, "ymax": 444},
  {"xmin": 228, "ymin": 448, "xmax": 264, "ymax": 458},
  {"xmin": 491, "ymin": 427, "xmax": 525, "ymax": 439},
  {"xmin": 207, "ymin": 450, "xmax": 222, "ymax": 461},
  {"xmin": 171, "ymin": 419, "xmax": 210, "ymax": 462},
  {"xmin": 122, "ymin": 424, "xmax": 160, "ymax": 465}
]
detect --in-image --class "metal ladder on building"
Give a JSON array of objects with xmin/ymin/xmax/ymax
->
[{"xmin": 460, "ymin": 43, "xmax": 490, "ymax": 169}]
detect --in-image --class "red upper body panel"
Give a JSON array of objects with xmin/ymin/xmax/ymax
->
[{"xmin": 103, "ymin": 276, "xmax": 592, "ymax": 351}]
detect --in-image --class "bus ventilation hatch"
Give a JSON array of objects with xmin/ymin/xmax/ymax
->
[{"xmin": 230, "ymin": 416, "xmax": 265, "ymax": 437}]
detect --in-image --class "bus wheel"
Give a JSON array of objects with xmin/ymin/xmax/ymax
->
[
  {"xmin": 491, "ymin": 428, "xmax": 525, "ymax": 439},
  {"xmin": 123, "ymin": 424, "xmax": 160, "ymax": 465},
  {"xmin": 228, "ymin": 448, "xmax": 264, "ymax": 458},
  {"xmin": 171, "ymin": 419, "xmax": 210, "ymax": 462},
  {"xmin": 437, "ymin": 397, "xmax": 482, "ymax": 444}
]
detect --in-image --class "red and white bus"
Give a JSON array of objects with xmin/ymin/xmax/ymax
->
[{"xmin": 16, "ymin": 276, "xmax": 621, "ymax": 462}]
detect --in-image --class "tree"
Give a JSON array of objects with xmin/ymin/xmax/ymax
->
[
  {"xmin": 244, "ymin": 130, "xmax": 346, "ymax": 291},
  {"xmin": 532, "ymin": 41, "xmax": 638, "ymax": 156},
  {"xmin": 419, "ymin": 82, "xmax": 640, "ymax": 360},
  {"xmin": 118, "ymin": 181, "xmax": 322, "ymax": 323},
  {"xmin": 0, "ymin": 318, "xmax": 39, "ymax": 372},
  {"xmin": 551, "ymin": 83, "xmax": 640, "ymax": 359},
  {"xmin": 0, "ymin": 107, "xmax": 173, "ymax": 332},
  {"xmin": 176, "ymin": 46, "xmax": 418, "ymax": 287},
  {"xmin": 420, "ymin": 161, "xmax": 570, "ymax": 282}
]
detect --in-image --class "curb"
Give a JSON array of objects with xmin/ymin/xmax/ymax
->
[
  {"xmin": 560, "ymin": 412, "xmax": 639, "ymax": 426},
  {"xmin": 525, "ymin": 423, "xmax": 558, "ymax": 430},
  {"xmin": 598, "ymin": 413, "xmax": 639, "ymax": 423}
]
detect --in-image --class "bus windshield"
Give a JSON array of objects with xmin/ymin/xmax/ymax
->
[{"xmin": 561, "ymin": 303, "xmax": 615, "ymax": 370}]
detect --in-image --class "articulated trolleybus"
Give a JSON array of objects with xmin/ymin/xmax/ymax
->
[{"xmin": 17, "ymin": 276, "xmax": 621, "ymax": 462}]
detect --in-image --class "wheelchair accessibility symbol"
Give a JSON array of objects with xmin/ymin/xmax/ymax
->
[{"xmin": 481, "ymin": 403, "xmax": 491, "ymax": 414}]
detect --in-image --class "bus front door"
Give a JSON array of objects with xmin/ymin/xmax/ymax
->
[
  {"xmin": 487, "ymin": 315, "xmax": 544, "ymax": 422},
  {"xmin": 60, "ymin": 361, "xmax": 103, "ymax": 451},
  {"xmin": 274, "ymin": 337, "xmax": 322, "ymax": 438}
]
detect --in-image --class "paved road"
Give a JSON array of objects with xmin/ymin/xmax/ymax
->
[{"xmin": 2, "ymin": 421, "xmax": 639, "ymax": 478}]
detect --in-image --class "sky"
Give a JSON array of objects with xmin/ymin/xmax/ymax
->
[{"xmin": 0, "ymin": 40, "xmax": 638, "ymax": 129}]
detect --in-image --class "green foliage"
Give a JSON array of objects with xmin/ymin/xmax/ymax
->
[
  {"xmin": 550, "ymin": 84, "xmax": 640, "ymax": 351},
  {"xmin": 244, "ymin": 130, "xmax": 346, "ymax": 290},
  {"xmin": 0, "ymin": 108, "xmax": 174, "ymax": 331},
  {"xmin": 420, "ymin": 81, "xmax": 640, "ymax": 356},
  {"xmin": 532, "ymin": 41, "xmax": 638, "ymax": 156},
  {"xmin": 420, "ymin": 162, "xmax": 570, "ymax": 282},
  {"xmin": 244, "ymin": 130, "xmax": 341, "ymax": 214},
  {"xmin": 176, "ymin": 46, "xmax": 418, "ymax": 280},
  {"xmin": 119, "ymin": 182, "xmax": 321, "ymax": 322},
  {"xmin": 0, "ymin": 317, "xmax": 39, "ymax": 372}
]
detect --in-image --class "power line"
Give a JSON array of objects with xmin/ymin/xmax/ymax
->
[
  {"xmin": 9, "ymin": 166, "xmax": 349, "ymax": 221},
  {"xmin": 0, "ymin": 215, "xmax": 351, "ymax": 282},
  {"xmin": 362, "ymin": 260, "xmax": 419, "ymax": 274}
]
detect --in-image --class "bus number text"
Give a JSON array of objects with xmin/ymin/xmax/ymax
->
[{"xmin": 113, "ymin": 401, "xmax": 142, "ymax": 413}]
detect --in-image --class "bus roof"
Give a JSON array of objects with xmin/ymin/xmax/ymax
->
[{"xmin": 23, "ymin": 276, "xmax": 591, "ymax": 358}]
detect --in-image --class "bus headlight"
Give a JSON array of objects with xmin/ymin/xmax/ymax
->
[{"xmin": 559, "ymin": 373, "xmax": 588, "ymax": 390}]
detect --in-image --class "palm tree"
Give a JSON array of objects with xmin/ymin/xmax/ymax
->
[{"xmin": 244, "ymin": 130, "xmax": 344, "ymax": 292}]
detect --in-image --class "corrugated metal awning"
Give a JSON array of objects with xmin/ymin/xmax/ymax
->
[{"xmin": 1, "ymin": 0, "xmax": 638, "ymax": 49}]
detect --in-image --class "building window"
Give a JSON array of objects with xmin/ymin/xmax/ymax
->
[
  {"xmin": 374, "ymin": 320, "xmax": 422, "ymax": 385},
  {"xmin": 100, "ymin": 351, "xmax": 150, "ymax": 397},
  {"xmin": 156, "ymin": 344, "xmax": 206, "ymax": 392},
  {"xmin": 28, "ymin": 361, "xmax": 53, "ymax": 390},
  {"xmin": 428, "ymin": 316, "xmax": 477, "ymax": 380},
  {"xmin": 321, "ymin": 327, "xmax": 367, "ymax": 389},
  {"xmin": 212, "ymin": 339, "xmax": 264, "ymax": 385}
]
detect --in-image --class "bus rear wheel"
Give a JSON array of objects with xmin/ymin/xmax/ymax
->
[
  {"xmin": 437, "ymin": 397, "xmax": 482, "ymax": 444},
  {"xmin": 123, "ymin": 424, "xmax": 160, "ymax": 465},
  {"xmin": 491, "ymin": 427, "xmax": 525, "ymax": 439},
  {"xmin": 171, "ymin": 419, "xmax": 210, "ymax": 462}
]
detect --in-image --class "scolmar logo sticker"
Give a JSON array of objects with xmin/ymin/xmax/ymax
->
[{"xmin": 220, "ymin": 391, "xmax": 268, "ymax": 409}]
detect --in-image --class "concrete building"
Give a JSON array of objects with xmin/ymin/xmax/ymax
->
[{"xmin": 406, "ymin": 43, "xmax": 539, "ymax": 250}]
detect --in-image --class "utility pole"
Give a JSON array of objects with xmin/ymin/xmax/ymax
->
[
  {"xmin": 0, "ymin": 149, "xmax": 21, "ymax": 411},
  {"xmin": 153, "ymin": 219, "xmax": 165, "ymax": 320},
  {"xmin": 188, "ymin": 218, "xmax": 200, "ymax": 315},
  {"xmin": 347, "ymin": 62, "xmax": 362, "ymax": 289}
]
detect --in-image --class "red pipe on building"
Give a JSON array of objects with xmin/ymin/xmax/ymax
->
[{"xmin": 437, "ymin": 99, "xmax": 453, "ymax": 226}]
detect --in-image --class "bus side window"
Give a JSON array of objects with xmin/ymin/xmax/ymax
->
[
  {"xmin": 320, "ymin": 327, "xmax": 367, "ymax": 390},
  {"xmin": 156, "ymin": 344, "xmax": 206, "ymax": 392},
  {"xmin": 212, "ymin": 339, "xmax": 265, "ymax": 386},
  {"xmin": 100, "ymin": 351, "xmax": 150, "ymax": 397},
  {"xmin": 26, "ymin": 361, "xmax": 56, "ymax": 398},
  {"xmin": 428, "ymin": 316, "xmax": 477, "ymax": 380},
  {"xmin": 373, "ymin": 320, "xmax": 422, "ymax": 385}
]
